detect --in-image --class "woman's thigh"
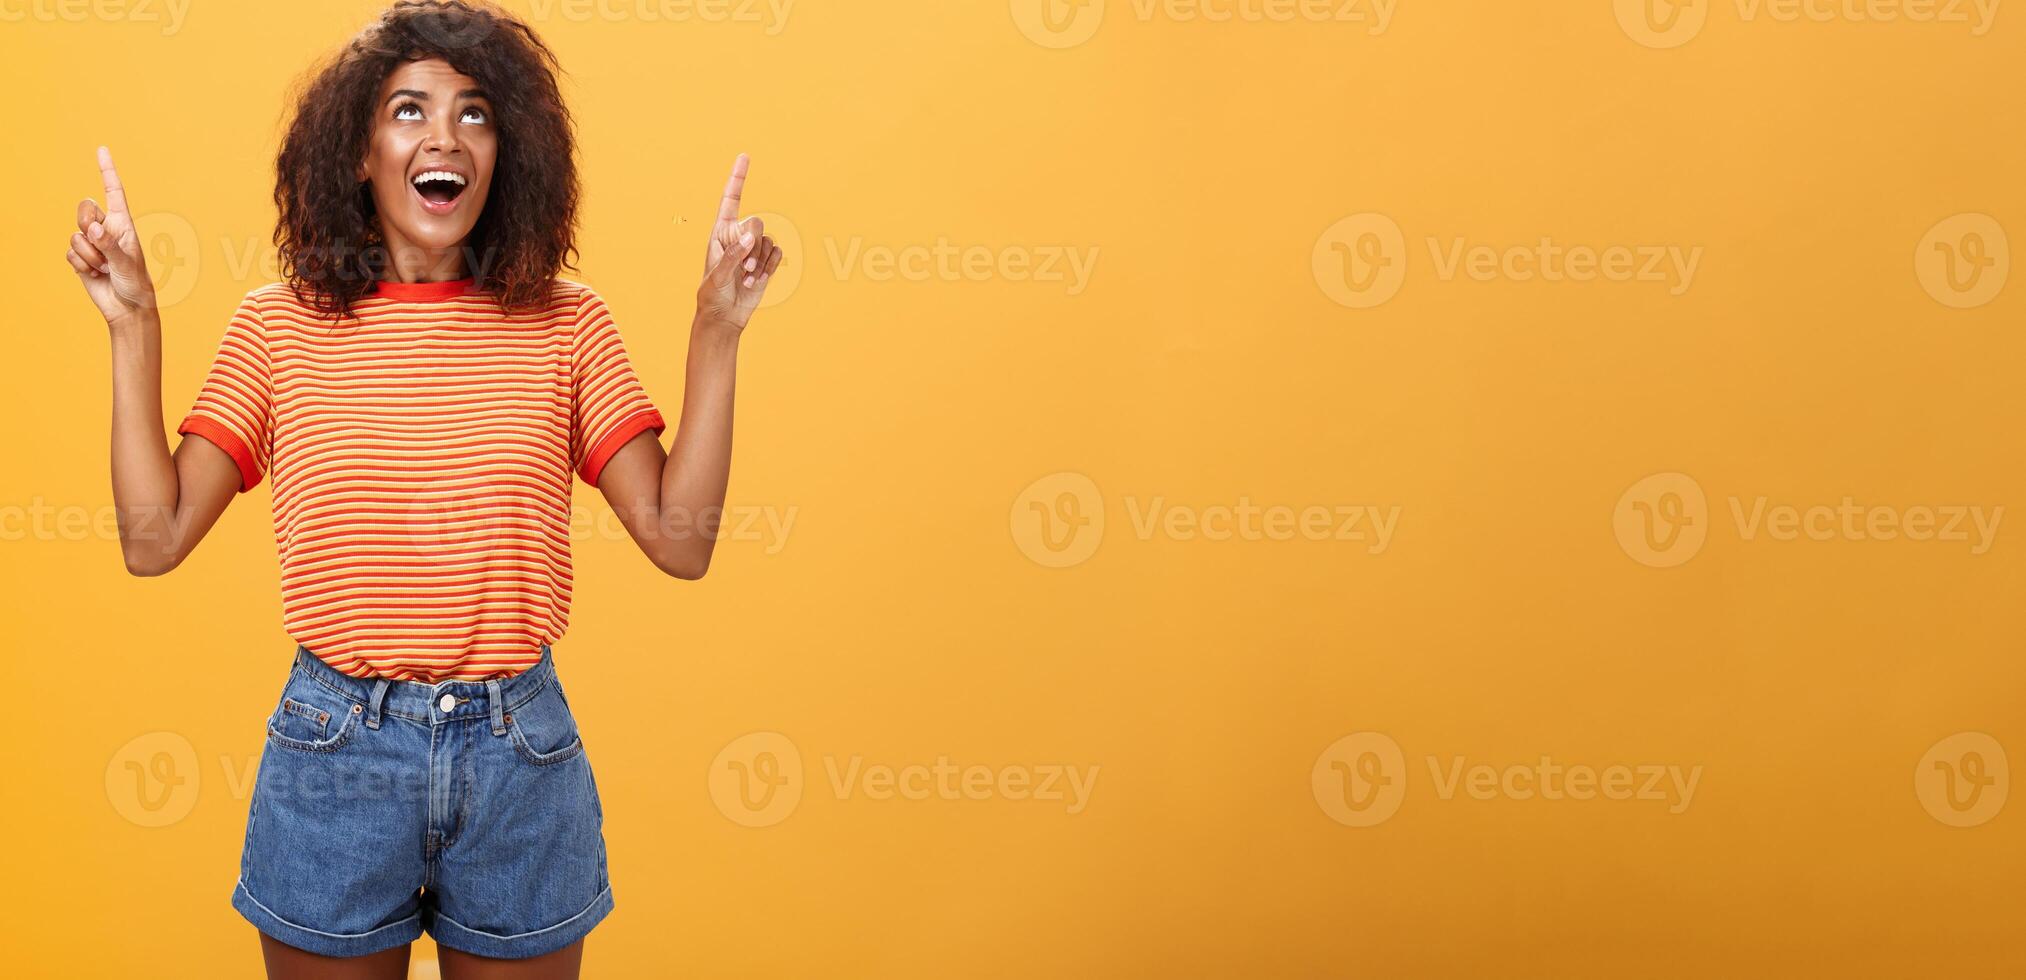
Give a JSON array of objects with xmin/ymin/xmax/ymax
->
[
  {"xmin": 259, "ymin": 933, "xmax": 411, "ymax": 980},
  {"xmin": 439, "ymin": 938, "xmax": 585, "ymax": 979},
  {"xmin": 256, "ymin": 935, "xmax": 585, "ymax": 979}
]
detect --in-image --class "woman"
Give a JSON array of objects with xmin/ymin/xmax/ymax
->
[{"xmin": 64, "ymin": 1, "xmax": 781, "ymax": 975}]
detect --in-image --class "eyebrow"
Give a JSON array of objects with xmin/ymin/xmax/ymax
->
[{"xmin": 386, "ymin": 88, "xmax": 489, "ymax": 104}]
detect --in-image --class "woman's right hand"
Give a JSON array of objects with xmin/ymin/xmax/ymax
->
[{"xmin": 65, "ymin": 146, "xmax": 158, "ymax": 329}]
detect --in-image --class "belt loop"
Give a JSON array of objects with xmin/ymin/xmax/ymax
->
[
  {"xmin": 366, "ymin": 679, "xmax": 390, "ymax": 730},
  {"xmin": 487, "ymin": 678, "xmax": 506, "ymax": 736}
]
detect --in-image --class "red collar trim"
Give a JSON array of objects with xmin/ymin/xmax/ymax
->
[{"xmin": 372, "ymin": 277, "xmax": 476, "ymax": 301}]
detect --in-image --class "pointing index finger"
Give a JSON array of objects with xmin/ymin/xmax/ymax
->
[
  {"xmin": 97, "ymin": 145, "xmax": 129, "ymax": 216},
  {"xmin": 716, "ymin": 153, "xmax": 750, "ymax": 225}
]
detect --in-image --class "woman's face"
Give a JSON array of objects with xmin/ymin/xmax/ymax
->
[{"xmin": 356, "ymin": 57, "xmax": 497, "ymax": 265}]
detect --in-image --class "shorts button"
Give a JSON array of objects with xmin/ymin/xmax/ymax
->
[{"xmin": 439, "ymin": 694, "xmax": 457, "ymax": 713}]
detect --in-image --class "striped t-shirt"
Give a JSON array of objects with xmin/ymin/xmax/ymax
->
[{"xmin": 177, "ymin": 277, "xmax": 665, "ymax": 682}]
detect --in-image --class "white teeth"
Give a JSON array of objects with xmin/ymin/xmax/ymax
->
[{"xmin": 411, "ymin": 170, "xmax": 467, "ymax": 186}]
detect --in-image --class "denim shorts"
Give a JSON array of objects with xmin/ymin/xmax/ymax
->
[{"xmin": 232, "ymin": 642, "xmax": 613, "ymax": 959}]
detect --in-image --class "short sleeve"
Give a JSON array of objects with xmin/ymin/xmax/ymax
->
[
  {"xmin": 176, "ymin": 289, "xmax": 273, "ymax": 493},
  {"xmin": 572, "ymin": 288, "xmax": 666, "ymax": 488}
]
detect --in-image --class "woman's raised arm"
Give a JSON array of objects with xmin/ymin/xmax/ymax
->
[
  {"xmin": 595, "ymin": 153, "xmax": 783, "ymax": 579},
  {"xmin": 67, "ymin": 146, "xmax": 242, "ymax": 576}
]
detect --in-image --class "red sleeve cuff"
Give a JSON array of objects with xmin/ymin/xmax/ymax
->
[
  {"xmin": 580, "ymin": 408, "xmax": 666, "ymax": 488},
  {"xmin": 177, "ymin": 416, "xmax": 261, "ymax": 493}
]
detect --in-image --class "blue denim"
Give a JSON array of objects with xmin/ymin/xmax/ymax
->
[{"xmin": 232, "ymin": 643, "xmax": 613, "ymax": 959}]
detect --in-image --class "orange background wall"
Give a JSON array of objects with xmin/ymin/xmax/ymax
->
[{"xmin": 1, "ymin": 0, "xmax": 2021, "ymax": 976}]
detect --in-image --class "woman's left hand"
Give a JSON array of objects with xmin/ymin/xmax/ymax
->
[{"xmin": 697, "ymin": 153, "xmax": 782, "ymax": 331}]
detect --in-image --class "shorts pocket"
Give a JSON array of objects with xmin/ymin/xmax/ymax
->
[
  {"xmin": 265, "ymin": 674, "xmax": 363, "ymax": 753},
  {"xmin": 505, "ymin": 679, "xmax": 585, "ymax": 766}
]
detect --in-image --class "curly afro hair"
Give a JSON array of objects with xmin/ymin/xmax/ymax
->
[{"xmin": 273, "ymin": 0, "xmax": 579, "ymax": 320}]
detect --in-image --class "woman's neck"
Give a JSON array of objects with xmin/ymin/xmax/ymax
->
[{"xmin": 377, "ymin": 239, "xmax": 470, "ymax": 283}]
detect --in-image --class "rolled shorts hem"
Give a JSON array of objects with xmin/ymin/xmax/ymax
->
[
  {"xmin": 425, "ymin": 885, "xmax": 615, "ymax": 960},
  {"xmin": 232, "ymin": 879, "xmax": 424, "ymax": 958}
]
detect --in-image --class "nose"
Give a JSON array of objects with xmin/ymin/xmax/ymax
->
[{"xmin": 422, "ymin": 115, "xmax": 461, "ymax": 155}]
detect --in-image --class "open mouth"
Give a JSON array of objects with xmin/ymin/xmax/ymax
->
[{"xmin": 410, "ymin": 169, "xmax": 469, "ymax": 215}]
